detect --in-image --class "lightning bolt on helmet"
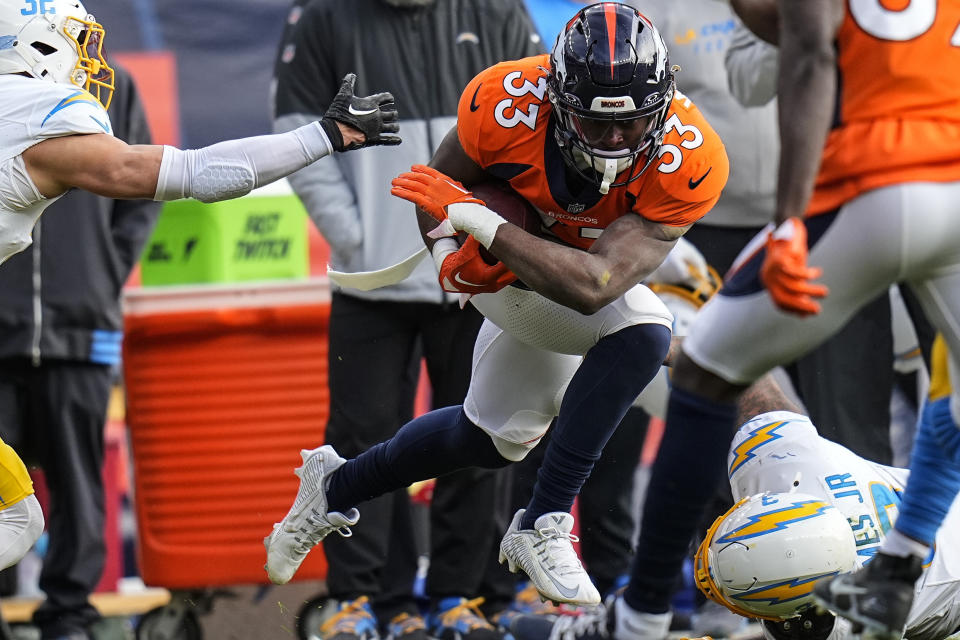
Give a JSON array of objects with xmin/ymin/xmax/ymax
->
[
  {"xmin": 0, "ymin": 0, "xmax": 114, "ymax": 109},
  {"xmin": 695, "ymin": 492, "xmax": 858, "ymax": 621},
  {"xmin": 547, "ymin": 2, "xmax": 675, "ymax": 194}
]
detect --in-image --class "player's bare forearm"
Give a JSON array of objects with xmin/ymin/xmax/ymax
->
[
  {"xmin": 774, "ymin": 0, "xmax": 843, "ymax": 225},
  {"xmin": 488, "ymin": 214, "xmax": 680, "ymax": 315},
  {"xmin": 731, "ymin": 0, "xmax": 779, "ymax": 44},
  {"xmin": 488, "ymin": 225, "xmax": 620, "ymax": 313},
  {"xmin": 23, "ymin": 134, "xmax": 163, "ymax": 200}
]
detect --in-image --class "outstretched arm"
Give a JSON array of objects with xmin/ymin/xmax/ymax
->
[
  {"xmin": 774, "ymin": 0, "xmax": 844, "ymax": 224},
  {"xmin": 23, "ymin": 74, "xmax": 398, "ymax": 203}
]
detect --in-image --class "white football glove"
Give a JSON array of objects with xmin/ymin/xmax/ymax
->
[{"xmin": 645, "ymin": 236, "xmax": 710, "ymax": 288}]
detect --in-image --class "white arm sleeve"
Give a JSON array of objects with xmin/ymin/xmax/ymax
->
[{"xmin": 153, "ymin": 120, "xmax": 334, "ymax": 203}]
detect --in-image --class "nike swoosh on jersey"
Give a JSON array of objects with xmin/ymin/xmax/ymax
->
[
  {"xmin": 89, "ymin": 115, "xmax": 111, "ymax": 133},
  {"xmin": 347, "ymin": 105, "xmax": 378, "ymax": 116},
  {"xmin": 688, "ymin": 167, "xmax": 712, "ymax": 189},
  {"xmin": 470, "ymin": 84, "xmax": 482, "ymax": 112},
  {"xmin": 454, "ymin": 273, "xmax": 483, "ymax": 287}
]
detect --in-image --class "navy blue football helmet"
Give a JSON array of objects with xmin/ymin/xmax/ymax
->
[{"xmin": 547, "ymin": 3, "xmax": 675, "ymax": 192}]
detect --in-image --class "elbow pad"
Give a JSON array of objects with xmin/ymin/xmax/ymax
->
[
  {"xmin": 154, "ymin": 145, "xmax": 254, "ymax": 203},
  {"xmin": 153, "ymin": 121, "xmax": 333, "ymax": 203}
]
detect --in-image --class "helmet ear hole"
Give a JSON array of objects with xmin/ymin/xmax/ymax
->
[{"xmin": 31, "ymin": 42, "xmax": 57, "ymax": 56}]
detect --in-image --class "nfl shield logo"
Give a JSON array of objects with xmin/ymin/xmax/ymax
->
[{"xmin": 567, "ymin": 203, "xmax": 585, "ymax": 214}]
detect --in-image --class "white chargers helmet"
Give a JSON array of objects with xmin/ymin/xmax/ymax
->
[
  {"xmin": 0, "ymin": 0, "xmax": 114, "ymax": 108},
  {"xmin": 694, "ymin": 492, "xmax": 858, "ymax": 621}
]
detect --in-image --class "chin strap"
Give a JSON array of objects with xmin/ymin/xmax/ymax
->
[
  {"xmin": 572, "ymin": 149, "xmax": 632, "ymax": 194},
  {"xmin": 599, "ymin": 158, "xmax": 618, "ymax": 194}
]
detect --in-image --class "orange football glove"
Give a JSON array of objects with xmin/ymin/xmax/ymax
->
[
  {"xmin": 760, "ymin": 218, "xmax": 829, "ymax": 316},
  {"xmin": 391, "ymin": 164, "xmax": 485, "ymax": 238},
  {"xmin": 439, "ymin": 236, "xmax": 517, "ymax": 294}
]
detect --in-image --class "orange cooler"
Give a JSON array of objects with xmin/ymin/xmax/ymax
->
[{"xmin": 122, "ymin": 279, "xmax": 332, "ymax": 588}]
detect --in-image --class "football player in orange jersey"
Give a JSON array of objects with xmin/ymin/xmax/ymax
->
[
  {"xmin": 487, "ymin": 0, "xmax": 960, "ymax": 637},
  {"xmin": 264, "ymin": 2, "xmax": 729, "ymax": 618}
]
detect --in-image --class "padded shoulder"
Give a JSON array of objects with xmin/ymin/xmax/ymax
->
[
  {"xmin": 457, "ymin": 55, "xmax": 551, "ymax": 169},
  {"xmin": 32, "ymin": 84, "xmax": 113, "ymax": 139},
  {"xmin": 631, "ymin": 91, "xmax": 729, "ymax": 227}
]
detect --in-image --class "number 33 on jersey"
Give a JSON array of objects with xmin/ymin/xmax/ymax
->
[{"xmin": 457, "ymin": 54, "xmax": 729, "ymax": 251}]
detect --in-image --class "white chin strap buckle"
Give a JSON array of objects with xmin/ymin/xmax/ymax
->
[{"xmin": 599, "ymin": 159, "xmax": 618, "ymax": 194}]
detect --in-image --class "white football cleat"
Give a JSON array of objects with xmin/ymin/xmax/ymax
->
[
  {"xmin": 499, "ymin": 509, "xmax": 601, "ymax": 605},
  {"xmin": 264, "ymin": 445, "xmax": 359, "ymax": 584}
]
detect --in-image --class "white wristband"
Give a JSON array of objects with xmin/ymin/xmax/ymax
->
[
  {"xmin": 431, "ymin": 237, "xmax": 459, "ymax": 272},
  {"xmin": 447, "ymin": 202, "xmax": 507, "ymax": 249}
]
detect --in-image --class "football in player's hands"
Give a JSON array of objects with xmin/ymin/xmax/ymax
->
[{"xmin": 463, "ymin": 182, "xmax": 543, "ymax": 264}]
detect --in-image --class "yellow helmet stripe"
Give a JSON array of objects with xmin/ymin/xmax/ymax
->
[
  {"xmin": 731, "ymin": 572, "xmax": 838, "ymax": 606},
  {"xmin": 715, "ymin": 499, "xmax": 832, "ymax": 544}
]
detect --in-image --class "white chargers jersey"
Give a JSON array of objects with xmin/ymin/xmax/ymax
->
[
  {"xmin": 0, "ymin": 74, "xmax": 113, "ymax": 265},
  {"xmin": 729, "ymin": 411, "xmax": 960, "ymax": 639}
]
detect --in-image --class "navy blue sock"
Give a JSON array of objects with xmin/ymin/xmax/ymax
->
[
  {"xmin": 520, "ymin": 323, "xmax": 671, "ymax": 530},
  {"xmin": 896, "ymin": 397, "xmax": 960, "ymax": 546},
  {"xmin": 326, "ymin": 405, "xmax": 510, "ymax": 512},
  {"xmin": 624, "ymin": 387, "xmax": 737, "ymax": 614}
]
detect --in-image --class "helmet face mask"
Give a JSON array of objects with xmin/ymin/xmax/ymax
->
[
  {"xmin": 60, "ymin": 14, "xmax": 114, "ymax": 108},
  {"xmin": 547, "ymin": 2, "xmax": 675, "ymax": 193},
  {"xmin": 0, "ymin": 0, "xmax": 115, "ymax": 109}
]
